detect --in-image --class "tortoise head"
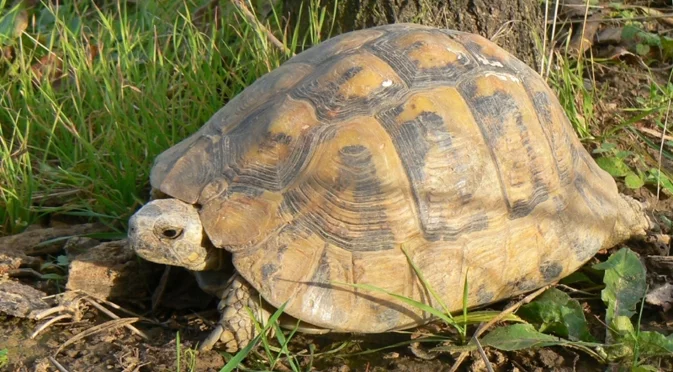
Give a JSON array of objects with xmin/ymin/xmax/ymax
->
[{"xmin": 128, "ymin": 198, "xmax": 224, "ymax": 271}]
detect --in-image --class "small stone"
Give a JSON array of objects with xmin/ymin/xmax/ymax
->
[
  {"xmin": 0, "ymin": 279, "xmax": 50, "ymax": 318},
  {"xmin": 66, "ymin": 239, "xmax": 149, "ymax": 300}
]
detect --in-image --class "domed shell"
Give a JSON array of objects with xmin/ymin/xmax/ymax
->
[{"xmin": 149, "ymin": 23, "xmax": 648, "ymax": 332}]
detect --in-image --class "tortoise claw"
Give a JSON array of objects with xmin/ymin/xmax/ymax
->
[{"xmin": 200, "ymin": 274, "xmax": 271, "ymax": 352}]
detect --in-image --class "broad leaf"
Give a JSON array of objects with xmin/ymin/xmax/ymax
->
[
  {"xmin": 596, "ymin": 156, "xmax": 630, "ymax": 177},
  {"xmin": 636, "ymin": 331, "xmax": 673, "ymax": 358},
  {"xmin": 624, "ymin": 172, "xmax": 645, "ymax": 189},
  {"xmin": 481, "ymin": 324, "xmax": 566, "ymax": 351},
  {"xmin": 593, "ymin": 248, "xmax": 647, "ymax": 328},
  {"xmin": 517, "ymin": 288, "xmax": 595, "ymax": 342}
]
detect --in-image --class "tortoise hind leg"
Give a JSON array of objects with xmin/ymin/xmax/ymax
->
[
  {"xmin": 604, "ymin": 194, "xmax": 653, "ymax": 249},
  {"xmin": 198, "ymin": 274, "xmax": 272, "ymax": 352}
]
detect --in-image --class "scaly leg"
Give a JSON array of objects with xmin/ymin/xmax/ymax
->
[{"xmin": 198, "ymin": 274, "xmax": 271, "ymax": 352}]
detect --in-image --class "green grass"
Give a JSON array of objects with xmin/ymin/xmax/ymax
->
[{"xmin": 0, "ymin": 0, "xmax": 319, "ymax": 235}]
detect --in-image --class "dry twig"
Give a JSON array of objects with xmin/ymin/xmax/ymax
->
[
  {"xmin": 230, "ymin": 0, "xmax": 292, "ymax": 55},
  {"xmin": 47, "ymin": 356, "xmax": 70, "ymax": 372},
  {"xmin": 55, "ymin": 317, "xmax": 140, "ymax": 355}
]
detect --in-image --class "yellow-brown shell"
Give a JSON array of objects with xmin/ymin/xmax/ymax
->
[{"xmin": 150, "ymin": 24, "xmax": 649, "ymax": 332}]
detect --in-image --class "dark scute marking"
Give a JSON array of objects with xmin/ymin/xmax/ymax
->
[
  {"xmin": 423, "ymin": 213, "xmax": 490, "ymax": 242},
  {"xmin": 529, "ymin": 90, "xmax": 573, "ymax": 185},
  {"xmin": 461, "ymin": 82, "xmax": 550, "ymax": 219},
  {"xmin": 227, "ymin": 185, "xmax": 265, "ymax": 197},
  {"xmin": 281, "ymin": 188, "xmax": 307, "ymax": 216},
  {"xmin": 531, "ymin": 92, "xmax": 553, "ymax": 124},
  {"xmin": 510, "ymin": 104, "xmax": 551, "ymax": 218},
  {"xmin": 330, "ymin": 145, "xmax": 396, "ymax": 251},
  {"xmin": 341, "ymin": 144, "xmax": 367, "ymax": 155},
  {"xmin": 510, "ymin": 198, "xmax": 540, "ymax": 219},
  {"xmin": 290, "ymin": 56, "xmax": 405, "ymax": 122},
  {"xmin": 477, "ymin": 285, "xmax": 495, "ymax": 305},
  {"xmin": 574, "ymin": 173, "xmax": 608, "ymax": 212},
  {"xmin": 539, "ymin": 261, "xmax": 563, "ymax": 282},
  {"xmin": 463, "ymin": 88, "xmax": 519, "ymax": 143},
  {"xmin": 442, "ymin": 214, "xmax": 489, "ymax": 241},
  {"xmin": 309, "ymin": 245, "xmax": 331, "ymax": 283},
  {"xmin": 341, "ymin": 66, "xmax": 363, "ymax": 81},
  {"xmin": 302, "ymin": 246, "xmax": 348, "ymax": 324},
  {"xmin": 570, "ymin": 234, "xmax": 602, "ymax": 262},
  {"xmin": 375, "ymin": 305, "xmax": 402, "ymax": 330},
  {"xmin": 377, "ymin": 108, "xmax": 488, "ymax": 241},
  {"xmin": 261, "ymin": 263, "xmax": 278, "ymax": 281},
  {"xmin": 212, "ymin": 102, "xmax": 282, "ymax": 191},
  {"xmin": 258, "ymin": 132, "xmax": 293, "ymax": 152},
  {"xmin": 279, "ymin": 125, "xmax": 335, "ymax": 189},
  {"xmin": 509, "ymin": 277, "xmax": 539, "ymax": 292}
]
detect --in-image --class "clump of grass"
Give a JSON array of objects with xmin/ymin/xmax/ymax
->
[
  {"xmin": 0, "ymin": 117, "xmax": 34, "ymax": 235},
  {"xmin": 0, "ymin": 0, "xmax": 317, "ymax": 235}
]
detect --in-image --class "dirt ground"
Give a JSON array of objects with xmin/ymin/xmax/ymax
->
[{"xmin": 0, "ymin": 297, "xmax": 609, "ymax": 371}]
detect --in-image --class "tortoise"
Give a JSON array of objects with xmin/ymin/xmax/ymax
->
[{"xmin": 128, "ymin": 23, "xmax": 652, "ymax": 352}]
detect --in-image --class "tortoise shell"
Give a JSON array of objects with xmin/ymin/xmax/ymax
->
[{"xmin": 149, "ymin": 23, "xmax": 649, "ymax": 332}]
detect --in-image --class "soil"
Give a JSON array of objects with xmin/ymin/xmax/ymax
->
[{"xmin": 0, "ymin": 304, "xmax": 606, "ymax": 371}]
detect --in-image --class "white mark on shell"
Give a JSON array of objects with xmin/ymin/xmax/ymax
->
[
  {"xmin": 476, "ymin": 54, "xmax": 504, "ymax": 68},
  {"xmin": 381, "ymin": 79, "xmax": 393, "ymax": 87},
  {"xmin": 483, "ymin": 71, "xmax": 520, "ymax": 83}
]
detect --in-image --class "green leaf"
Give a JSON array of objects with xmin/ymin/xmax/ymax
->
[
  {"xmin": 661, "ymin": 36, "xmax": 673, "ymax": 60},
  {"xmin": 592, "ymin": 142, "xmax": 618, "ymax": 154},
  {"xmin": 593, "ymin": 248, "xmax": 647, "ymax": 328},
  {"xmin": 624, "ymin": 172, "xmax": 645, "ymax": 189},
  {"xmin": 621, "ymin": 25, "xmax": 641, "ymax": 41},
  {"xmin": 0, "ymin": 4, "xmax": 26, "ymax": 45},
  {"xmin": 636, "ymin": 43, "xmax": 651, "ymax": 56},
  {"xmin": 56, "ymin": 255, "xmax": 69, "ymax": 267},
  {"xmin": 632, "ymin": 366, "xmax": 661, "ymax": 372},
  {"xmin": 559, "ymin": 271, "xmax": 598, "ymax": 286},
  {"xmin": 517, "ymin": 288, "xmax": 595, "ymax": 342},
  {"xmin": 645, "ymin": 168, "xmax": 673, "ymax": 195},
  {"xmin": 613, "ymin": 315, "xmax": 636, "ymax": 335},
  {"xmin": 481, "ymin": 324, "xmax": 567, "ymax": 351},
  {"xmin": 596, "ymin": 156, "xmax": 631, "ymax": 177},
  {"xmin": 635, "ymin": 331, "xmax": 673, "ymax": 358},
  {"xmin": 0, "ymin": 349, "xmax": 7, "ymax": 369}
]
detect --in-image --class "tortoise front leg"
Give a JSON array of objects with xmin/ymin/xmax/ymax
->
[{"xmin": 199, "ymin": 273, "xmax": 272, "ymax": 352}]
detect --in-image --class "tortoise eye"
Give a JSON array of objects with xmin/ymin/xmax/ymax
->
[{"xmin": 161, "ymin": 228, "xmax": 183, "ymax": 239}]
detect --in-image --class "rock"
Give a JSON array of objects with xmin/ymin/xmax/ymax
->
[
  {"xmin": 0, "ymin": 223, "xmax": 108, "ymax": 275},
  {"xmin": 646, "ymin": 283, "xmax": 673, "ymax": 312},
  {"xmin": 0, "ymin": 223, "xmax": 108, "ymax": 255},
  {"xmin": 0, "ymin": 279, "xmax": 50, "ymax": 318},
  {"xmin": 65, "ymin": 239, "xmax": 149, "ymax": 301},
  {"xmin": 63, "ymin": 236, "xmax": 101, "ymax": 259}
]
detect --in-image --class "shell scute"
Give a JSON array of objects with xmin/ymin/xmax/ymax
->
[
  {"xmin": 459, "ymin": 72, "xmax": 562, "ymax": 219},
  {"xmin": 281, "ymin": 116, "xmax": 419, "ymax": 252},
  {"xmin": 291, "ymin": 51, "xmax": 406, "ymax": 121},
  {"xmin": 366, "ymin": 27, "xmax": 475, "ymax": 87},
  {"xmin": 376, "ymin": 87, "xmax": 503, "ymax": 241}
]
